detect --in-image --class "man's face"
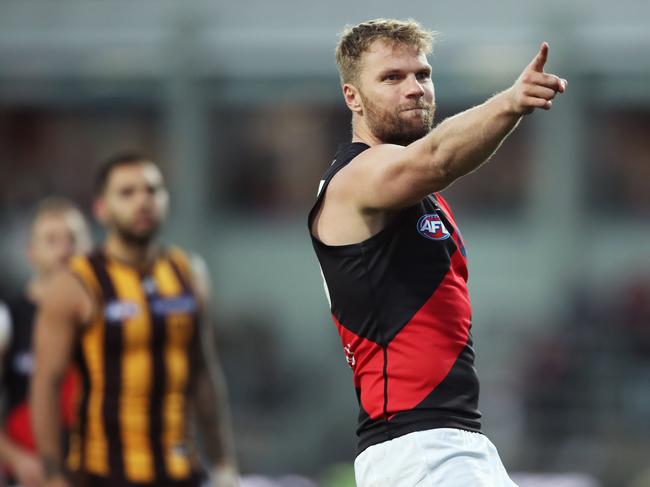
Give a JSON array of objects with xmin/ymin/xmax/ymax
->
[
  {"xmin": 29, "ymin": 210, "xmax": 90, "ymax": 275},
  {"xmin": 96, "ymin": 162, "xmax": 169, "ymax": 246},
  {"xmin": 354, "ymin": 40, "xmax": 435, "ymax": 145}
]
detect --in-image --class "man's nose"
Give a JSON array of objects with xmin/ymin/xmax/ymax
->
[
  {"xmin": 405, "ymin": 75, "xmax": 426, "ymax": 97},
  {"xmin": 135, "ymin": 188, "xmax": 154, "ymax": 205}
]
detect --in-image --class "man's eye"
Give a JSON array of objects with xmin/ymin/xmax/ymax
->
[
  {"xmin": 384, "ymin": 74, "xmax": 399, "ymax": 81},
  {"xmin": 416, "ymin": 72, "xmax": 431, "ymax": 80}
]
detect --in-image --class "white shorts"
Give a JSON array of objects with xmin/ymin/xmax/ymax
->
[{"xmin": 354, "ymin": 428, "xmax": 518, "ymax": 487}]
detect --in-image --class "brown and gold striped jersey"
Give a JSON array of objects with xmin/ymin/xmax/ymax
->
[{"xmin": 67, "ymin": 247, "xmax": 202, "ymax": 485}]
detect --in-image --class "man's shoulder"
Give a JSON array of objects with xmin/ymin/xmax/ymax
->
[
  {"xmin": 38, "ymin": 270, "xmax": 96, "ymax": 328},
  {"xmin": 332, "ymin": 143, "xmax": 408, "ymax": 188},
  {"xmin": 166, "ymin": 246, "xmax": 199, "ymax": 278},
  {"xmin": 165, "ymin": 246, "xmax": 210, "ymax": 303},
  {"xmin": 47, "ymin": 270, "xmax": 90, "ymax": 297},
  {"xmin": 339, "ymin": 142, "xmax": 404, "ymax": 166},
  {"xmin": 166, "ymin": 245, "xmax": 191, "ymax": 263},
  {"xmin": 325, "ymin": 143, "xmax": 408, "ymax": 201}
]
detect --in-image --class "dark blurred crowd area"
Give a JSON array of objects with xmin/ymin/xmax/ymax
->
[
  {"xmin": 519, "ymin": 274, "xmax": 650, "ymax": 486},
  {"xmin": 2, "ymin": 104, "xmax": 649, "ymax": 217}
]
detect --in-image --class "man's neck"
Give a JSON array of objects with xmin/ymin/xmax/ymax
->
[
  {"xmin": 351, "ymin": 115, "xmax": 383, "ymax": 146},
  {"xmin": 103, "ymin": 233, "xmax": 159, "ymax": 270}
]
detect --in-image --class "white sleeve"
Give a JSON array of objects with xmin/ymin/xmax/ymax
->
[{"xmin": 0, "ymin": 301, "xmax": 12, "ymax": 356}]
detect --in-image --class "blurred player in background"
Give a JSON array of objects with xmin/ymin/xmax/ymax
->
[
  {"xmin": 30, "ymin": 153, "xmax": 238, "ymax": 487},
  {"xmin": 309, "ymin": 18, "xmax": 567, "ymax": 486},
  {"xmin": 0, "ymin": 198, "xmax": 91, "ymax": 487}
]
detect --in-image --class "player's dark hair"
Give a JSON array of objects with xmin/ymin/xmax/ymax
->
[{"xmin": 94, "ymin": 151, "xmax": 154, "ymax": 195}]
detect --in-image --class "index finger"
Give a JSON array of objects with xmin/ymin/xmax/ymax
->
[{"xmin": 529, "ymin": 42, "xmax": 549, "ymax": 73}]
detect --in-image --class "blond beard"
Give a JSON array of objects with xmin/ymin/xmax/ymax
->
[{"xmin": 359, "ymin": 91, "xmax": 435, "ymax": 146}]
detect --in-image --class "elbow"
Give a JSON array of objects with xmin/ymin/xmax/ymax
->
[{"xmin": 32, "ymin": 367, "xmax": 65, "ymax": 393}]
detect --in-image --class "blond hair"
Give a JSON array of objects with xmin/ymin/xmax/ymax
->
[
  {"xmin": 335, "ymin": 18, "xmax": 436, "ymax": 85},
  {"xmin": 31, "ymin": 197, "xmax": 80, "ymax": 224},
  {"xmin": 30, "ymin": 196, "xmax": 91, "ymax": 251}
]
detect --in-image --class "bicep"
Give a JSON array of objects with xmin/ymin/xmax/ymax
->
[
  {"xmin": 194, "ymin": 317, "xmax": 219, "ymax": 379},
  {"xmin": 337, "ymin": 142, "xmax": 451, "ymax": 210},
  {"xmin": 33, "ymin": 275, "xmax": 87, "ymax": 381},
  {"xmin": 188, "ymin": 322, "xmax": 218, "ymax": 418},
  {"xmin": 188, "ymin": 253, "xmax": 217, "ymax": 370},
  {"xmin": 190, "ymin": 315, "xmax": 229, "ymax": 411},
  {"xmin": 189, "ymin": 253, "xmax": 212, "ymax": 308},
  {"xmin": 33, "ymin": 310, "xmax": 75, "ymax": 381},
  {"xmin": 186, "ymin": 255, "xmax": 227, "ymax": 402}
]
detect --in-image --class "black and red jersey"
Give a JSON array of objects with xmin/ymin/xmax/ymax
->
[
  {"xmin": 308, "ymin": 142, "xmax": 482, "ymax": 452},
  {"xmin": 2, "ymin": 296, "xmax": 37, "ymax": 432},
  {"xmin": 0, "ymin": 295, "xmax": 77, "ymax": 471}
]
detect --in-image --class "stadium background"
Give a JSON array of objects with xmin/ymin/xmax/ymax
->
[{"xmin": 0, "ymin": 1, "xmax": 648, "ymax": 486}]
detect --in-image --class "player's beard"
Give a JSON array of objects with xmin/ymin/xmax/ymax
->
[
  {"xmin": 360, "ymin": 92, "xmax": 435, "ymax": 146},
  {"xmin": 112, "ymin": 219, "xmax": 160, "ymax": 247}
]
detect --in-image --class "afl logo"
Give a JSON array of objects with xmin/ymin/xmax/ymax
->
[{"xmin": 417, "ymin": 214, "xmax": 450, "ymax": 241}]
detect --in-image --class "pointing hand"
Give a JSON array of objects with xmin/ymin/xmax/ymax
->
[{"xmin": 508, "ymin": 42, "xmax": 567, "ymax": 115}]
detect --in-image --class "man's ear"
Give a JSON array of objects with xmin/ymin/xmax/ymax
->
[{"xmin": 342, "ymin": 83, "xmax": 363, "ymax": 114}]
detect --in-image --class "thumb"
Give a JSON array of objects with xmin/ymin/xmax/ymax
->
[{"xmin": 529, "ymin": 42, "xmax": 549, "ymax": 73}]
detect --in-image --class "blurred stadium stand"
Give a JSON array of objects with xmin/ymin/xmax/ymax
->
[{"xmin": 0, "ymin": 1, "xmax": 649, "ymax": 486}]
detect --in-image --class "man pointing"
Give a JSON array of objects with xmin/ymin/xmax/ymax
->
[{"xmin": 308, "ymin": 19, "xmax": 566, "ymax": 486}]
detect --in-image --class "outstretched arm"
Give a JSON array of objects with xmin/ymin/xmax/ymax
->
[
  {"xmin": 335, "ymin": 42, "xmax": 567, "ymax": 210},
  {"xmin": 30, "ymin": 272, "xmax": 91, "ymax": 487}
]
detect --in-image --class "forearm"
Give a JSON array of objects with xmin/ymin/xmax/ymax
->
[
  {"xmin": 188, "ymin": 258, "xmax": 238, "ymax": 485},
  {"xmin": 0, "ymin": 429, "xmax": 46, "ymax": 486},
  {"xmin": 194, "ymin": 371, "xmax": 237, "ymax": 469},
  {"xmin": 0, "ymin": 431, "xmax": 30, "ymax": 465},
  {"xmin": 30, "ymin": 374, "xmax": 64, "ymax": 471},
  {"xmin": 420, "ymin": 89, "xmax": 521, "ymax": 184}
]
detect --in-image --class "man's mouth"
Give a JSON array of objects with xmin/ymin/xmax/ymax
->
[
  {"xmin": 401, "ymin": 105, "xmax": 428, "ymax": 112},
  {"xmin": 134, "ymin": 213, "xmax": 155, "ymax": 226}
]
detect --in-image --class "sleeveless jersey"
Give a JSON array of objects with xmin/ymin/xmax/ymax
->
[
  {"xmin": 67, "ymin": 248, "xmax": 202, "ymax": 486},
  {"xmin": 308, "ymin": 142, "xmax": 482, "ymax": 453},
  {"xmin": 0, "ymin": 295, "xmax": 77, "ymax": 477}
]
